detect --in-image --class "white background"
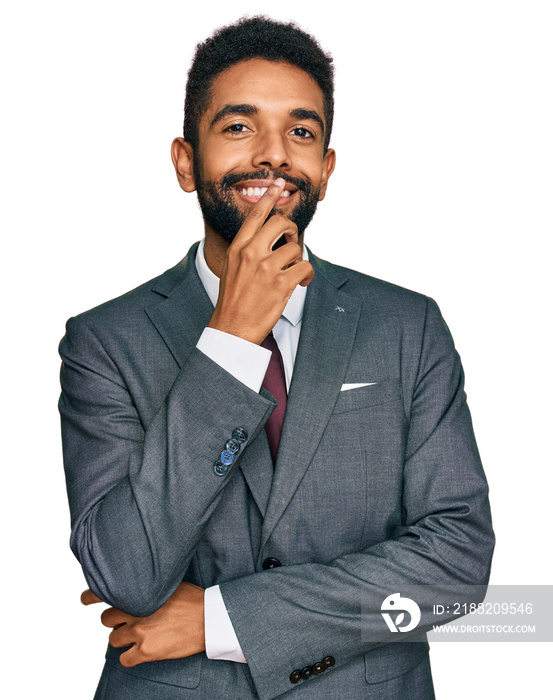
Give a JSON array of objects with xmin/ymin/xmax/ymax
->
[{"xmin": 2, "ymin": 1, "xmax": 551, "ymax": 698}]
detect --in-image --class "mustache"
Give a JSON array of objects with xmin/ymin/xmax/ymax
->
[{"xmin": 219, "ymin": 170, "xmax": 312, "ymax": 194}]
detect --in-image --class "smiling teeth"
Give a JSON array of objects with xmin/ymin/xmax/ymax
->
[{"xmin": 239, "ymin": 186, "xmax": 291, "ymax": 197}]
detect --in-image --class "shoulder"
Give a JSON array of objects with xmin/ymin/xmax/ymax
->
[{"xmin": 310, "ymin": 251, "xmax": 436, "ymax": 325}]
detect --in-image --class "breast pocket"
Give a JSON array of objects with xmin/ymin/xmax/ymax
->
[{"xmin": 332, "ymin": 379, "xmax": 404, "ymax": 415}]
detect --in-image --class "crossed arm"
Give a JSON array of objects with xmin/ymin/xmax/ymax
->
[{"xmin": 81, "ymin": 582, "xmax": 206, "ymax": 667}]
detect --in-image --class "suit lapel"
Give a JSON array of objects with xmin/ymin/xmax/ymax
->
[
  {"xmin": 145, "ymin": 243, "xmax": 214, "ymax": 369},
  {"xmin": 259, "ymin": 255, "xmax": 362, "ymax": 554}
]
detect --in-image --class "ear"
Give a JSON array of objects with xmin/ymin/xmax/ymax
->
[
  {"xmin": 318, "ymin": 148, "xmax": 336, "ymax": 201},
  {"xmin": 171, "ymin": 138, "xmax": 196, "ymax": 192}
]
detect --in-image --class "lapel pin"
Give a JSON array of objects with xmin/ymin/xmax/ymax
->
[{"xmin": 335, "ymin": 306, "xmax": 345, "ymax": 313}]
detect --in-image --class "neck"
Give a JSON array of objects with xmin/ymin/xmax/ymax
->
[{"xmin": 203, "ymin": 226, "xmax": 228, "ymax": 278}]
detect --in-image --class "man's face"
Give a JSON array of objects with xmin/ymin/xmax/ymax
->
[{"xmin": 190, "ymin": 58, "xmax": 335, "ymax": 244}]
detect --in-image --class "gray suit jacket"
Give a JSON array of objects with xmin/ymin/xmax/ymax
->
[{"xmin": 59, "ymin": 243, "xmax": 494, "ymax": 699}]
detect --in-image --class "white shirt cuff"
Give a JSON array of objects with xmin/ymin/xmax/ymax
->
[
  {"xmin": 204, "ymin": 585, "xmax": 247, "ymax": 663},
  {"xmin": 196, "ymin": 328, "xmax": 271, "ymax": 393}
]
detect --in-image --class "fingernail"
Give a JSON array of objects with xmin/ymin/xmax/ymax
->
[{"xmin": 274, "ymin": 177, "xmax": 285, "ymax": 188}]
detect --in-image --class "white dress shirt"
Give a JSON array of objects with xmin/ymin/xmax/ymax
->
[{"xmin": 194, "ymin": 239, "xmax": 307, "ymax": 662}]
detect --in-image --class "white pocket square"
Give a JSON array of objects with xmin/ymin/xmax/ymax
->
[{"xmin": 340, "ymin": 382, "xmax": 376, "ymax": 391}]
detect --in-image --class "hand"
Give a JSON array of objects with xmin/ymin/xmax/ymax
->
[
  {"xmin": 81, "ymin": 582, "xmax": 205, "ymax": 667},
  {"xmin": 208, "ymin": 178, "xmax": 315, "ymax": 345}
]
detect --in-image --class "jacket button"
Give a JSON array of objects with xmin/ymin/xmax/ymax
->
[
  {"xmin": 301, "ymin": 666, "xmax": 312, "ymax": 680},
  {"xmin": 322, "ymin": 656, "xmax": 335, "ymax": 669},
  {"xmin": 312, "ymin": 662, "xmax": 325, "ymax": 675},
  {"xmin": 225, "ymin": 438, "xmax": 240, "ymax": 454},
  {"xmin": 213, "ymin": 461, "xmax": 228, "ymax": 476},
  {"xmin": 262, "ymin": 557, "xmax": 282, "ymax": 569},
  {"xmin": 220, "ymin": 450, "xmax": 234, "ymax": 465},
  {"xmin": 232, "ymin": 427, "xmax": 248, "ymax": 443},
  {"xmin": 290, "ymin": 670, "xmax": 302, "ymax": 684}
]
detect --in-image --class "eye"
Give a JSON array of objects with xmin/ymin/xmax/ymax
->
[
  {"xmin": 225, "ymin": 123, "xmax": 251, "ymax": 134},
  {"xmin": 290, "ymin": 126, "xmax": 314, "ymax": 139}
]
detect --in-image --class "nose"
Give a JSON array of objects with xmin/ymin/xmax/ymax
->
[{"xmin": 251, "ymin": 129, "xmax": 290, "ymax": 171}]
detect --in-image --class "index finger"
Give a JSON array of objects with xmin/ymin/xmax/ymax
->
[
  {"xmin": 233, "ymin": 177, "xmax": 286, "ymax": 245},
  {"xmin": 81, "ymin": 589, "xmax": 104, "ymax": 605}
]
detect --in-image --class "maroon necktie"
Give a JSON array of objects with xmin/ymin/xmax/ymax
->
[{"xmin": 260, "ymin": 332, "xmax": 287, "ymax": 463}]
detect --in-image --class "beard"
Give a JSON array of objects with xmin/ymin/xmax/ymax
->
[{"xmin": 193, "ymin": 160, "xmax": 321, "ymax": 246}]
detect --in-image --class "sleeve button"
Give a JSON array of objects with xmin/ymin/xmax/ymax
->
[
  {"xmin": 220, "ymin": 450, "xmax": 234, "ymax": 465},
  {"xmin": 225, "ymin": 438, "xmax": 241, "ymax": 454},
  {"xmin": 312, "ymin": 662, "xmax": 325, "ymax": 674},
  {"xmin": 290, "ymin": 670, "xmax": 302, "ymax": 684},
  {"xmin": 322, "ymin": 656, "xmax": 335, "ymax": 669},
  {"xmin": 213, "ymin": 461, "xmax": 228, "ymax": 476},
  {"xmin": 232, "ymin": 427, "xmax": 248, "ymax": 443}
]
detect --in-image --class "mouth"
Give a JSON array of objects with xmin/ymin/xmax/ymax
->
[{"xmin": 232, "ymin": 180, "xmax": 299, "ymax": 206}]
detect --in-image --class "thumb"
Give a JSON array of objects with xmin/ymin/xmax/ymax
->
[{"xmin": 119, "ymin": 645, "xmax": 142, "ymax": 668}]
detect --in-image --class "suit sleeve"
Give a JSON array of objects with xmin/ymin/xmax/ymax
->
[
  {"xmin": 219, "ymin": 297, "xmax": 495, "ymax": 700},
  {"xmin": 59, "ymin": 316, "xmax": 275, "ymax": 617}
]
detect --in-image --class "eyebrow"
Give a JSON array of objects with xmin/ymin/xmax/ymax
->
[
  {"xmin": 290, "ymin": 108, "xmax": 325, "ymax": 134},
  {"xmin": 209, "ymin": 104, "xmax": 325, "ymax": 135},
  {"xmin": 210, "ymin": 104, "xmax": 258, "ymax": 128}
]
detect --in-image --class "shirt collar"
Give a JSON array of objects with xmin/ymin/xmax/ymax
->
[{"xmin": 195, "ymin": 238, "xmax": 307, "ymax": 327}]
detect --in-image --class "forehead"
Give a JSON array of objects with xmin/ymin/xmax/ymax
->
[{"xmin": 203, "ymin": 58, "xmax": 325, "ymax": 124}]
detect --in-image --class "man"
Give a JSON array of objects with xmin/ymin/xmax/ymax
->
[{"xmin": 59, "ymin": 17, "xmax": 494, "ymax": 700}]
